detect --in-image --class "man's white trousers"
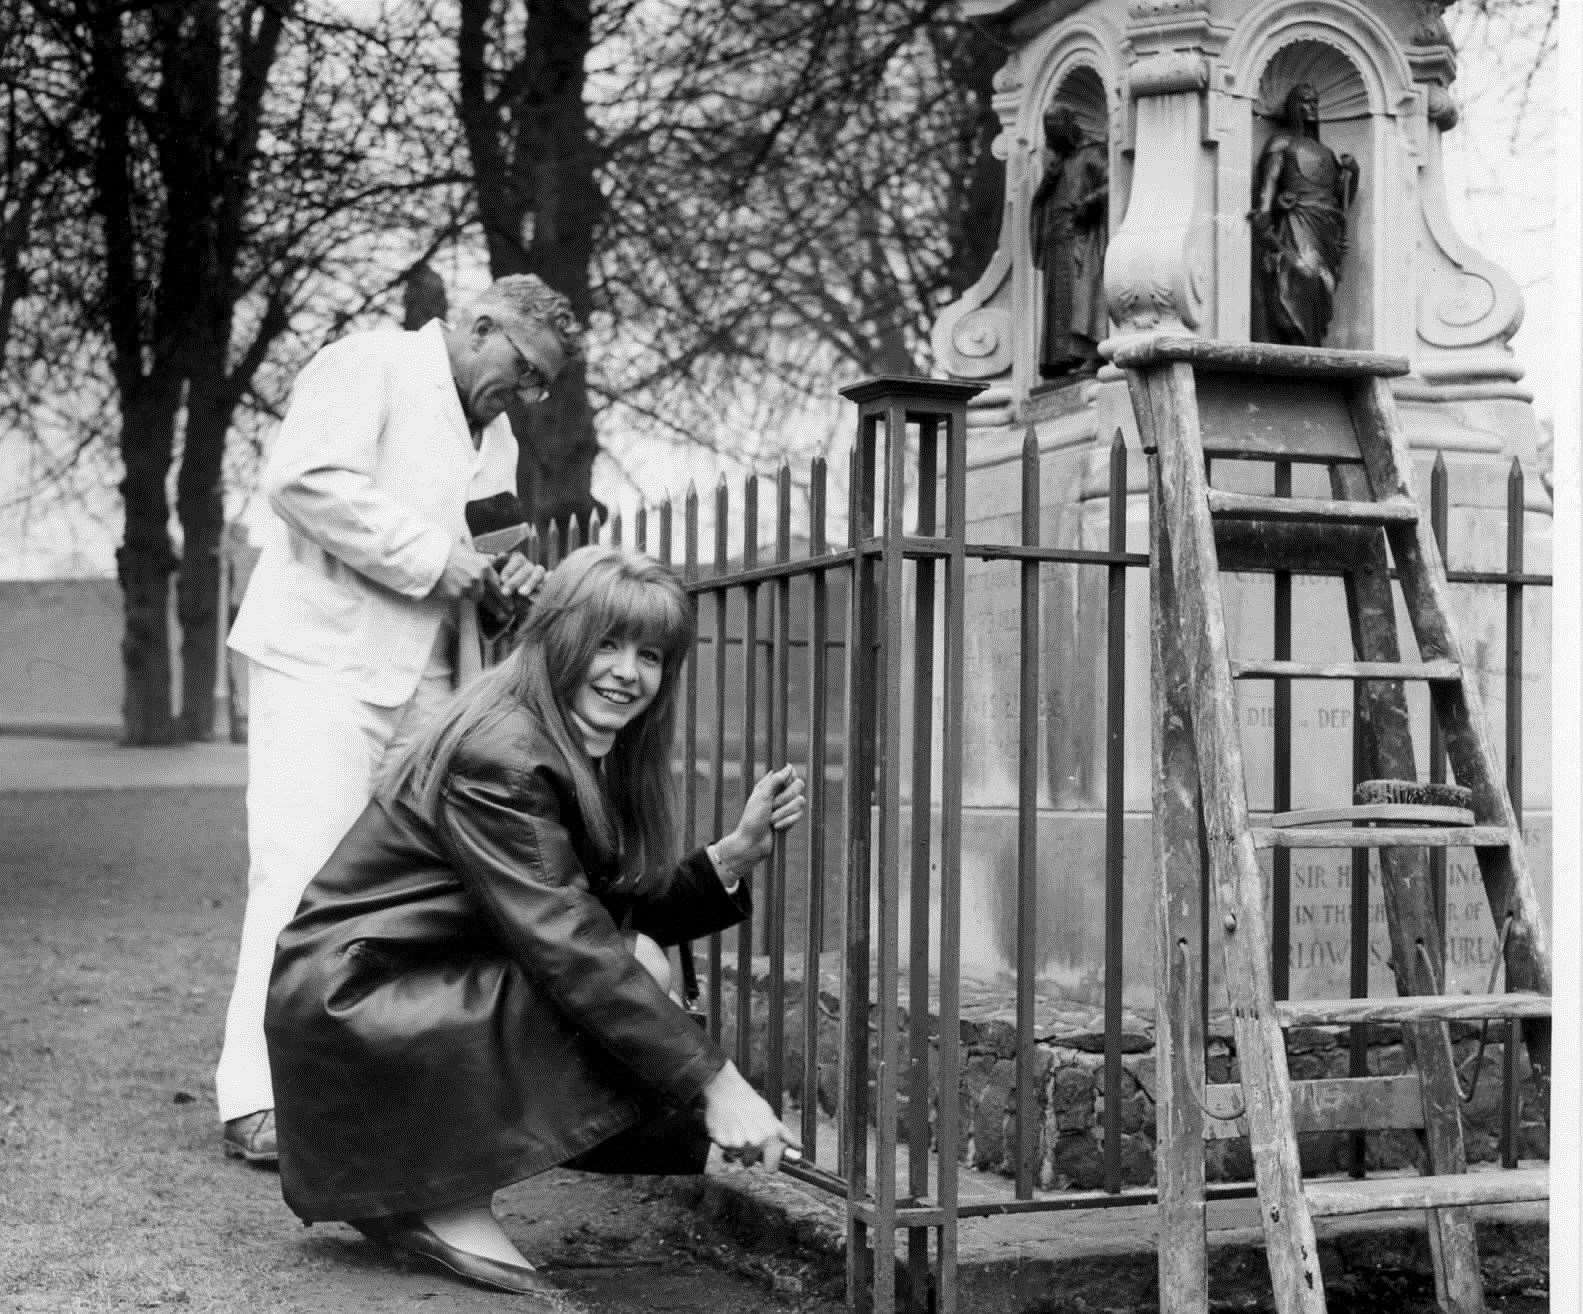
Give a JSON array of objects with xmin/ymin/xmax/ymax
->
[{"xmin": 214, "ymin": 660, "xmax": 451, "ymax": 1122}]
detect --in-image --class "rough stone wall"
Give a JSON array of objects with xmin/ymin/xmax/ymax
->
[{"xmin": 715, "ymin": 962, "xmax": 1548, "ymax": 1190}]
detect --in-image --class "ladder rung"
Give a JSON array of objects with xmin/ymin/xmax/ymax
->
[
  {"xmin": 1109, "ymin": 334, "xmax": 1410, "ymax": 378},
  {"xmin": 1269, "ymin": 804, "xmax": 1474, "ymax": 829},
  {"xmin": 1231, "ymin": 659, "xmax": 1461, "ymax": 682},
  {"xmin": 1207, "ymin": 488, "xmax": 1418, "ymax": 526},
  {"xmin": 1213, "ymin": 520, "xmax": 1380, "ymax": 574},
  {"xmin": 1251, "ymin": 825, "xmax": 1509, "ymax": 849},
  {"xmin": 1275, "ymin": 992, "xmax": 1551, "ymax": 1027},
  {"xmin": 1203, "ymin": 1074, "xmax": 1424, "ymax": 1140},
  {"xmin": 1304, "ymin": 1166, "xmax": 1548, "ymax": 1217}
]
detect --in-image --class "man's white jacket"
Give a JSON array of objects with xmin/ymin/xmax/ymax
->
[{"xmin": 228, "ymin": 321, "xmax": 517, "ymax": 707}]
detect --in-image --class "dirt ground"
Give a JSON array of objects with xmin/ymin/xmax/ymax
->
[
  {"xmin": 0, "ymin": 777, "xmax": 1553, "ymax": 1314},
  {"xmin": 0, "ymin": 785, "xmax": 842, "ymax": 1314}
]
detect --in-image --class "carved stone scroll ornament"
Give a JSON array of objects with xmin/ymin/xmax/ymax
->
[
  {"xmin": 1103, "ymin": 52, "xmax": 1210, "ymax": 335},
  {"xmin": 1415, "ymin": 170, "xmax": 1524, "ymax": 363},
  {"xmin": 929, "ymin": 245, "xmax": 1013, "ymax": 383},
  {"xmin": 951, "ymin": 307, "xmax": 1013, "ymax": 374}
]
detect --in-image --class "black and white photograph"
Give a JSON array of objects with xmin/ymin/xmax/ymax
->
[{"xmin": 1, "ymin": 2, "xmax": 1577, "ymax": 1310}]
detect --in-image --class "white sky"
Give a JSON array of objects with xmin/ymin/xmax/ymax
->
[{"xmin": 1438, "ymin": 2, "xmax": 1560, "ymax": 428}]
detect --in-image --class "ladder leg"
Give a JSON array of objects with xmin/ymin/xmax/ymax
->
[
  {"xmin": 1144, "ymin": 363, "xmax": 1326, "ymax": 1314},
  {"xmin": 1148, "ymin": 449, "xmax": 1209, "ymax": 1314},
  {"xmin": 1332, "ymin": 465, "xmax": 1486, "ymax": 1314},
  {"xmin": 1350, "ymin": 379, "xmax": 1553, "ymax": 1082}
]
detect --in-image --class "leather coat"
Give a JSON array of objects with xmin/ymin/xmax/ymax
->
[{"xmin": 263, "ymin": 705, "xmax": 748, "ymax": 1222}]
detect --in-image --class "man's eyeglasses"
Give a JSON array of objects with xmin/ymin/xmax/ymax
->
[{"xmin": 498, "ymin": 326, "xmax": 552, "ymax": 403}]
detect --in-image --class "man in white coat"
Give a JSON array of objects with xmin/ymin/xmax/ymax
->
[{"xmin": 217, "ymin": 275, "xmax": 582, "ymax": 1163}]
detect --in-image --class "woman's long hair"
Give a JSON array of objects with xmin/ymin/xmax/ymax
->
[{"xmin": 382, "ymin": 545, "xmax": 697, "ymax": 886}]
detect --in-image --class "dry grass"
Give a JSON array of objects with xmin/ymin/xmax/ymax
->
[{"xmin": 0, "ymin": 786, "xmax": 837, "ymax": 1314}]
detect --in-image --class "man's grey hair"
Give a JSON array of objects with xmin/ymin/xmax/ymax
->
[{"xmin": 470, "ymin": 274, "xmax": 584, "ymax": 361}]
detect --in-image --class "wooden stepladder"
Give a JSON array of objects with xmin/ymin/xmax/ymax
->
[{"xmin": 1119, "ymin": 336, "xmax": 1552, "ymax": 1314}]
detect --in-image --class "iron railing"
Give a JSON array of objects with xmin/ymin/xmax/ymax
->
[{"xmin": 521, "ymin": 376, "xmax": 1550, "ymax": 1313}]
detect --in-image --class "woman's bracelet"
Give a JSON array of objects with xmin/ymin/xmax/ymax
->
[{"xmin": 706, "ymin": 841, "xmax": 754, "ymax": 890}]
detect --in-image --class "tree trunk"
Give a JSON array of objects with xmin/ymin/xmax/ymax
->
[
  {"xmin": 117, "ymin": 393, "xmax": 182, "ymax": 745},
  {"xmin": 459, "ymin": 0, "xmax": 602, "ymax": 534},
  {"xmin": 509, "ymin": 355, "xmax": 600, "ymax": 537},
  {"xmin": 404, "ymin": 263, "xmax": 449, "ymax": 329},
  {"xmin": 176, "ymin": 376, "xmax": 230, "ymax": 740},
  {"xmin": 941, "ymin": 22, "xmax": 1006, "ymax": 300},
  {"xmin": 175, "ymin": 525, "xmax": 222, "ymax": 740},
  {"xmin": 170, "ymin": 1, "xmax": 289, "ymax": 738}
]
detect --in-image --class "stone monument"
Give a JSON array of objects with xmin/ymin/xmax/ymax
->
[{"xmin": 927, "ymin": 0, "xmax": 1551, "ymax": 1004}]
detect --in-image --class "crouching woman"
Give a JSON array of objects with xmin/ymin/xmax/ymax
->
[{"xmin": 264, "ymin": 546, "xmax": 803, "ymax": 1306}]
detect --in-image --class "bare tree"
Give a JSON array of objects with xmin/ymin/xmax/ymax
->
[
  {"xmin": 582, "ymin": 1, "xmax": 993, "ymax": 476},
  {"xmin": 454, "ymin": 0, "xmax": 610, "ymax": 535},
  {"xmin": 5, "ymin": 0, "xmax": 1008, "ymax": 740},
  {"xmin": 426, "ymin": 1, "xmax": 1000, "ymax": 504},
  {"xmin": 4, "ymin": 0, "xmax": 471, "ymax": 741},
  {"xmin": 0, "ymin": 4, "xmax": 89, "ymax": 361}
]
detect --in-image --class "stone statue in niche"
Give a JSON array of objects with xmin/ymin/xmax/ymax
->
[
  {"xmin": 1029, "ymin": 104, "xmax": 1109, "ymax": 378},
  {"xmin": 1410, "ymin": 0, "xmax": 1453, "ymax": 47},
  {"xmin": 1249, "ymin": 82, "xmax": 1360, "ymax": 347}
]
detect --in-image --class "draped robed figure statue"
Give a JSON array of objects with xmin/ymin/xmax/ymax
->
[
  {"xmin": 1247, "ymin": 80, "xmax": 1361, "ymax": 349},
  {"xmin": 1249, "ymin": 81, "xmax": 1360, "ymax": 347},
  {"xmin": 1029, "ymin": 103, "xmax": 1110, "ymax": 378}
]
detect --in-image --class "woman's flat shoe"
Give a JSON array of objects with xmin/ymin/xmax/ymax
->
[{"xmin": 350, "ymin": 1215, "xmax": 586, "ymax": 1308}]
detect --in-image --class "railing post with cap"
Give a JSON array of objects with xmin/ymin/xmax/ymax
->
[{"xmin": 836, "ymin": 375, "xmax": 982, "ymax": 1314}]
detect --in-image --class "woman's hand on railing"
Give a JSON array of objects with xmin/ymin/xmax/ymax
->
[{"xmin": 715, "ymin": 765, "xmax": 805, "ymax": 874}]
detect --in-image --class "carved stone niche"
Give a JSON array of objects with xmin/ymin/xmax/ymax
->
[
  {"xmin": 1028, "ymin": 68, "xmax": 1112, "ymax": 389},
  {"xmin": 1249, "ymin": 42, "xmax": 1373, "ymax": 349},
  {"xmin": 1210, "ymin": 0, "xmax": 1529, "ymax": 391},
  {"xmin": 930, "ymin": 8, "xmax": 1124, "ymax": 429}
]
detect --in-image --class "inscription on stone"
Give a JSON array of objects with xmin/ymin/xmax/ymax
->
[
  {"xmin": 960, "ymin": 553, "xmax": 1030, "ymax": 808},
  {"xmin": 1279, "ymin": 836, "xmax": 1544, "ymax": 997}
]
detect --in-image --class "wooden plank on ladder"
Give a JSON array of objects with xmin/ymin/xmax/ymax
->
[
  {"xmin": 1144, "ymin": 404, "xmax": 1210, "ymax": 1314},
  {"xmin": 1202, "ymin": 1074, "xmax": 1426, "ymax": 1139},
  {"xmin": 1330, "ymin": 460, "xmax": 1484, "ymax": 1313},
  {"xmin": 1145, "ymin": 361, "xmax": 1326, "ymax": 1314},
  {"xmin": 1349, "ymin": 377, "xmax": 1553, "ymax": 1080}
]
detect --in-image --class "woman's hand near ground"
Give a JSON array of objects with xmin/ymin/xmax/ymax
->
[
  {"xmin": 714, "ymin": 765, "xmax": 806, "ymax": 874},
  {"xmin": 701, "ymin": 1060, "xmax": 800, "ymax": 1172}
]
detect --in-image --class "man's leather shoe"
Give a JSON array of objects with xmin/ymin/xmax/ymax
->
[
  {"xmin": 351, "ymin": 1215, "xmax": 587, "ymax": 1309},
  {"xmin": 222, "ymin": 1109, "xmax": 278, "ymax": 1165}
]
